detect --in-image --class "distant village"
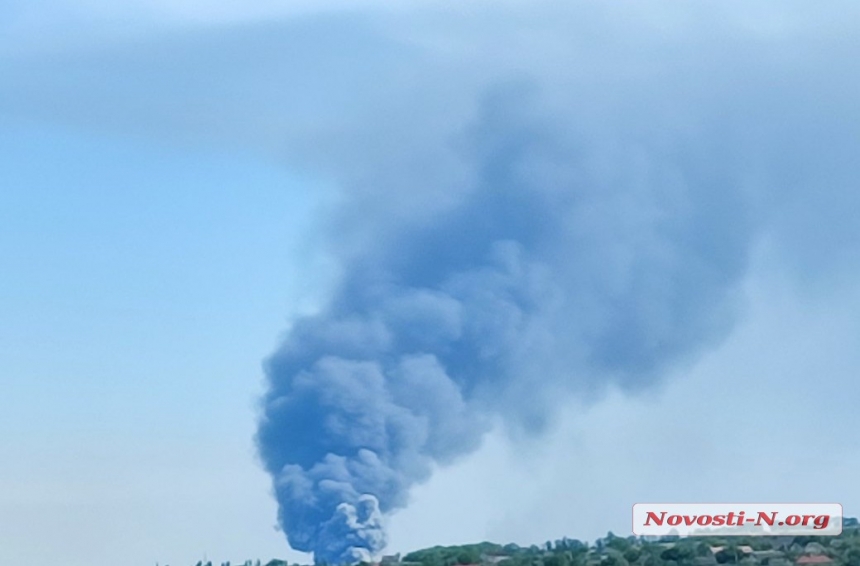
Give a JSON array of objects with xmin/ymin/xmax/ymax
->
[
  {"xmin": 171, "ymin": 517, "xmax": 860, "ymax": 566},
  {"xmin": 373, "ymin": 517, "xmax": 860, "ymax": 566}
]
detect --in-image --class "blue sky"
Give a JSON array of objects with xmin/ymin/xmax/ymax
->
[
  {"xmin": 1, "ymin": 2, "xmax": 859, "ymax": 565},
  {"xmin": 1, "ymin": 116, "xmax": 325, "ymax": 563}
]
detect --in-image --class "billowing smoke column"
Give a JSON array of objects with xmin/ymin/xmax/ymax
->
[{"xmin": 256, "ymin": 85, "xmax": 753, "ymax": 563}]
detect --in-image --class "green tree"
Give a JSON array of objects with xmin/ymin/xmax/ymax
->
[
  {"xmin": 715, "ymin": 547, "xmax": 739, "ymax": 564},
  {"xmin": 545, "ymin": 554, "xmax": 571, "ymax": 566},
  {"xmin": 642, "ymin": 552, "xmax": 661, "ymax": 566},
  {"xmin": 660, "ymin": 547, "xmax": 694, "ymax": 563},
  {"xmin": 607, "ymin": 537, "xmax": 631, "ymax": 553},
  {"xmin": 457, "ymin": 551, "xmax": 478, "ymax": 565}
]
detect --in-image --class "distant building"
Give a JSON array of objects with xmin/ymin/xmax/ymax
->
[
  {"xmin": 381, "ymin": 554, "xmax": 401, "ymax": 565},
  {"xmin": 709, "ymin": 547, "xmax": 752, "ymax": 557},
  {"xmin": 795, "ymin": 556, "xmax": 833, "ymax": 566}
]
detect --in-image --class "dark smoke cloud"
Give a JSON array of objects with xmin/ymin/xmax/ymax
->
[{"xmin": 256, "ymin": 84, "xmax": 754, "ymax": 562}]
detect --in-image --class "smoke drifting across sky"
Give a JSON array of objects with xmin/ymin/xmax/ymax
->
[
  {"xmin": 248, "ymin": 5, "xmax": 860, "ymax": 560},
  {"xmin": 256, "ymin": 79, "xmax": 756, "ymax": 561}
]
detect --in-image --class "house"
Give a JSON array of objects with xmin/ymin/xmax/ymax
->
[
  {"xmin": 709, "ymin": 547, "xmax": 752, "ymax": 556},
  {"xmin": 795, "ymin": 557, "xmax": 833, "ymax": 566}
]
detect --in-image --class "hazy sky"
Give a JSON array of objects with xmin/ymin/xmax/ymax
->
[{"xmin": 2, "ymin": 2, "xmax": 859, "ymax": 565}]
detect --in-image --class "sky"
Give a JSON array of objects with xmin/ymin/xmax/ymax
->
[{"xmin": 1, "ymin": 1, "xmax": 859, "ymax": 565}]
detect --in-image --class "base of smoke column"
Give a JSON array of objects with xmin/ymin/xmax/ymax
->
[{"xmin": 311, "ymin": 494, "xmax": 387, "ymax": 565}]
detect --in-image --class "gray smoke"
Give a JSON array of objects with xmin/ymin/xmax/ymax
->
[{"xmin": 256, "ymin": 84, "xmax": 753, "ymax": 563}]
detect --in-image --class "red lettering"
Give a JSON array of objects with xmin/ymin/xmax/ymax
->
[{"xmin": 785, "ymin": 515, "xmax": 800, "ymax": 526}]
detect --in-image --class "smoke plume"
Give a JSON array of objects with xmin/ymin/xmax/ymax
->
[{"xmin": 256, "ymin": 84, "xmax": 753, "ymax": 563}]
